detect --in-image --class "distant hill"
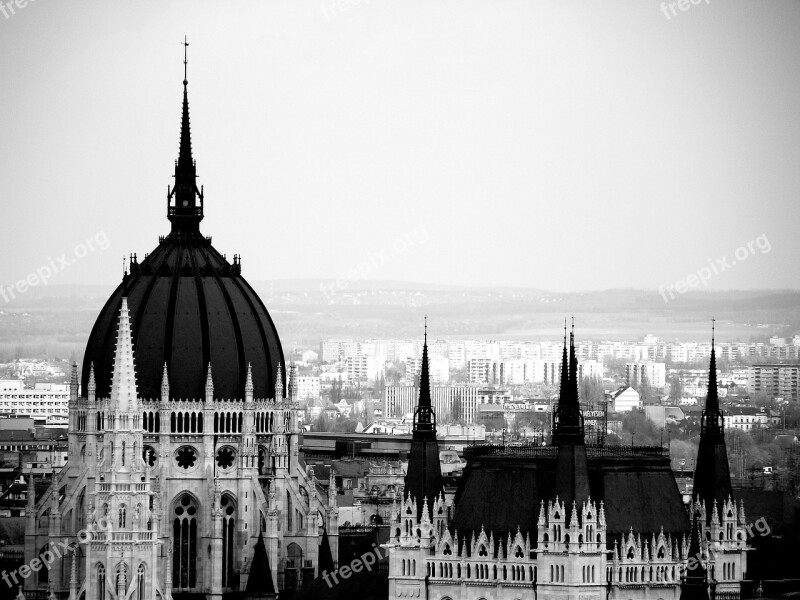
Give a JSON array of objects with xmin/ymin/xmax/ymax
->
[{"xmin": 0, "ymin": 282, "xmax": 798, "ymax": 360}]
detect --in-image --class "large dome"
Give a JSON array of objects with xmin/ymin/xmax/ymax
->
[{"xmin": 81, "ymin": 74, "xmax": 284, "ymax": 400}]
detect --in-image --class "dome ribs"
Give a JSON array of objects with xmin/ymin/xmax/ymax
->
[
  {"xmin": 209, "ymin": 254, "xmax": 247, "ymax": 399},
  {"xmin": 225, "ymin": 266, "xmax": 283, "ymax": 398},
  {"xmin": 188, "ymin": 247, "xmax": 212, "ymax": 383},
  {"xmin": 162, "ymin": 244, "xmax": 183, "ymax": 395},
  {"xmin": 131, "ymin": 244, "xmax": 171, "ymax": 373}
]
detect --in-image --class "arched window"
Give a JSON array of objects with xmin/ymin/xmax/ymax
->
[
  {"xmin": 173, "ymin": 495, "xmax": 199, "ymax": 589},
  {"xmin": 119, "ymin": 504, "xmax": 127, "ymax": 528},
  {"xmin": 137, "ymin": 564, "xmax": 145, "ymax": 600},
  {"xmin": 97, "ymin": 564, "xmax": 106, "ymax": 600},
  {"xmin": 116, "ymin": 564, "xmax": 127, "ymax": 596},
  {"xmin": 121, "ymin": 442, "xmax": 126, "ymax": 466},
  {"xmin": 221, "ymin": 495, "xmax": 237, "ymax": 588}
]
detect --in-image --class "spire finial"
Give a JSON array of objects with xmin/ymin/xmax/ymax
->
[
  {"xmin": 424, "ymin": 314, "xmax": 428, "ymax": 343},
  {"xmin": 711, "ymin": 317, "xmax": 715, "ymax": 347},
  {"xmin": 183, "ymin": 36, "xmax": 189, "ymax": 85}
]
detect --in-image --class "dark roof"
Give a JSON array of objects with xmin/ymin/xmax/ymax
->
[
  {"xmin": 453, "ymin": 444, "xmax": 690, "ymax": 539},
  {"xmin": 290, "ymin": 527, "xmax": 389, "ymax": 600},
  {"xmin": 693, "ymin": 343, "xmax": 733, "ymax": 517},
  {"xmin": 318, "ymin": 529, "xmax": 335, "ymax": 575},
  {"xmin": 404, "ymin": 331, "xmax": 444, "ymax": 514},
  {"xmin": 0, "ymin": 516, "xmax": 25, "ymax": 546},
  {"xmin": 81, "ymin": 78, "xmax": 284, "ymax": 401},
  {"xmin": 245, "ymin": 532, "xmax": 275, "ymax": 595}
]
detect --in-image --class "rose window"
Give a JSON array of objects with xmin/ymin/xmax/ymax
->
[
  {"xmin": 176, "ymin": 446, "xmax": 197, "ymax": 470},
  {"xmin": 216, "ymin": 446, "xmax": 235, "ymax": 470}
]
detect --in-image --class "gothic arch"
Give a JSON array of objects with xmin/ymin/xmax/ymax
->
[
  {"xmin": 221, "ymin": 493, "xmax": 237, "ymax": 589},
  {"xmin": 172, "ymin": 493, "xmax": 200, "ymax": 589}
]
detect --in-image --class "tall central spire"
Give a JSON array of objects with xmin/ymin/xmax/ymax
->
[
  {"xmin": 168, "ymin": 36, "xmax": 204, "ymax": 233},
  {"xmin": 701, "ymin": 318, "xmax": 722, "ymax": 433},
  {"xmin": 404, "ymin": 317, "xmax": 444, "ymax": 518},
  {"xmin": 693, "ymin": 318, "xmax": 733, "ymax": 520},
  {"xmin": 413, "ymin": 316, "xmax": 433, "ymax": 431}
]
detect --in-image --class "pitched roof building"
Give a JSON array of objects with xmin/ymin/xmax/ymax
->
[{"xmin": 388, "ymin": 323, "xmax": 749, "ymax": 600}]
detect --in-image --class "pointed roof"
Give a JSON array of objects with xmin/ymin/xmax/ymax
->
[
  {"xmin": 404, "ymin": 318, "xmax": 444, "ymax": 518},
  {"xmin": 205, "ymin": 362, "xmax": 214, "ymax": 395},
  {"xmin": 168, "ymin": 38, "xmax": 204, "ymax": 233},
  {"xmin": 109, "ymin": 298, "xmax": 138, "ymax": 411},
  {"xmin": 318, "ymin": 528, "xmax": 335, "ymax": 575},
  {"xmin": 87, "ymin": 362, "xmax": 96, "ymax": 396},
  {"xmin": 680, "ymin": 510, "xmax": 709, "ymax": 600},
  {"xmin": 413, "ymin": 319, "xmax": 434, "ymax": 433},
  {"xmin": 274, "ymin": 363, "xmax": 284, "ymax": 400},
  {"xmin": 693, "ymin": 320, "xmax": 733, "ymax": 519},
  {"xmin": 702, "ymin": 319, "xmax": 722, "ymax": 430},
  {"xmin": 245, "ymin": 531, "xmax": 276, "ymax": 595},
  {"xmin": 245, "ymin": 362, "xmax": 254, "ymax": 393},
  {"xmin": 557, "ymin": 321, "xmax": 569, "ymax": 402},
  {"xmin": 551, "ymin": 320, "xmax": 591, "ymax": 508},
  {"xmin": 161, "ymin": 362, "xmax": 170, "ymax": 395},
  {"xmin": 552, "ymin": 319, "xmax": 584, "ymax": 444}
]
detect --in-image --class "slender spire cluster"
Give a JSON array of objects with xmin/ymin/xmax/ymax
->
[{"xmin": 552, "ymin": 318, "xmax": 584, "ymax": 444}]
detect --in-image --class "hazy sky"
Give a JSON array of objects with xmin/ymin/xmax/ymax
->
[{"xmin": 1, "ymin": 1, "xmax": 798, "ymax": 294}]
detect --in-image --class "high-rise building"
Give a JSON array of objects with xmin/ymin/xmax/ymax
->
[
  {"xmin": 626, "ymin": 362, "xmax": 666, "ymax": 388},
  {"xmin": 747, "ymin": 364, "xmax": 800, "ymax": 402}
]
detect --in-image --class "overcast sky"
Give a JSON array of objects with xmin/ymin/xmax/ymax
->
[{"xmin": 1, "ymin": 1, "xmax": 798, "ymax": 294}]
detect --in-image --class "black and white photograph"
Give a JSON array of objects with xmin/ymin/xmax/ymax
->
[{"xmin": 0, "ymin": 2, "xmax": 799, "ymax": 599}]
